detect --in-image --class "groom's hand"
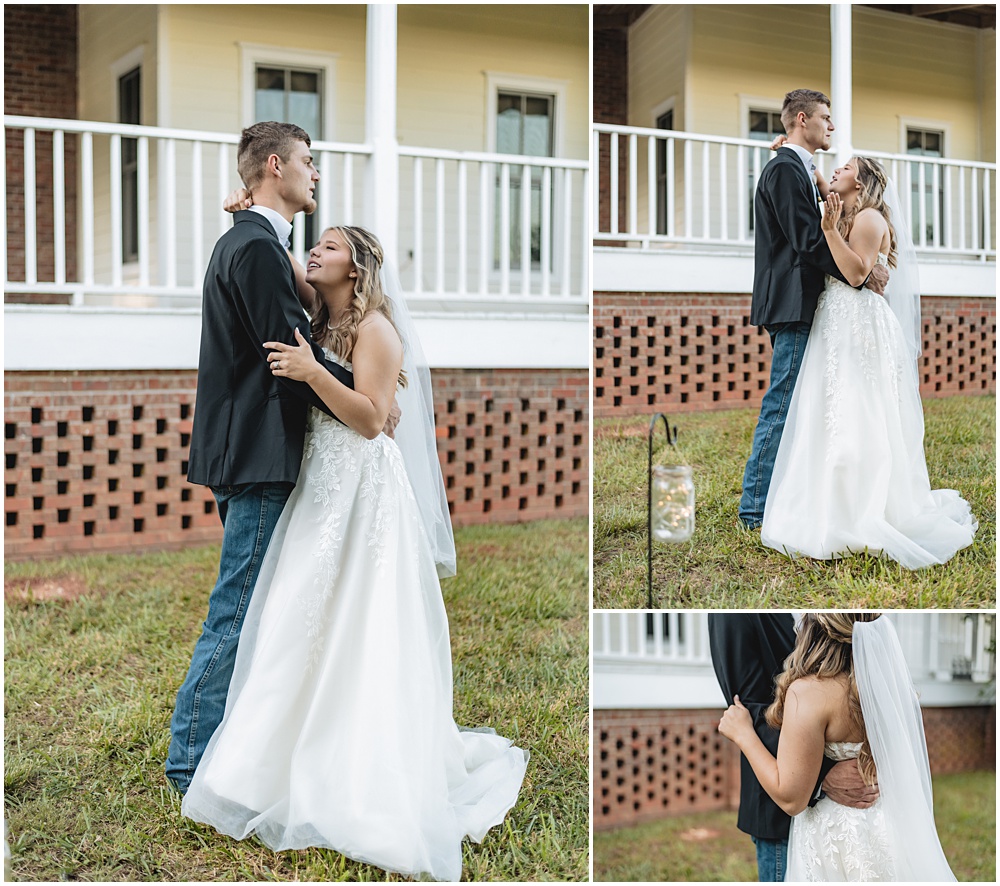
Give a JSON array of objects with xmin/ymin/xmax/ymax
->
[
  {"xmin": 822, "ymin": 759, "xmax": 880, "ymax": 808},
  {"xmin": 867, "ymin": 262, "xmax": 889, "ymax": 296},
  {"xmin": 381, "ymin": 399, "xmax": 401, "ymax": 439}
]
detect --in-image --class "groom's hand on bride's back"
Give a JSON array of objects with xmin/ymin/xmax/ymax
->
[
  {"xmin": 822, "ymin": 759, "xmax": 880, "ymax": 808},
  {"xmin": 382, "ymin": 399, "xmax": 401, "ymax": 439},
  {"xmin": 866, "ymin": 262, "xmax": 889, "ymax": 296}
]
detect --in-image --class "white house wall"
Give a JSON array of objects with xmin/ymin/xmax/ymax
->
[{"xmin": 3, "ymin": 308, "xmax": 589, "ymax": 372}]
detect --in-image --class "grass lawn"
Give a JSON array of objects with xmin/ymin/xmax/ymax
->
[
  {"xmin": 593, "ymin": 770, "xmax": 995, "ymax": 882},
  {"xmin": 593, "ymin": 396, "xmax": 995, "ymax": 608},
  {"xmin": 4, "ymin": 518, "xmax": 588, "ymax": 882}
]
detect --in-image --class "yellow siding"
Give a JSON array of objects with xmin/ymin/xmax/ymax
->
[
  {"xmin": 160, "ymin": 4, "xmax": 367, "ymax": 141},
  {"xmin": 75, "ymin": 4, "xmax": 588, "ymax": 298},
  {"xmin": 79, "ymin": 5, "xmax": 158, "ymax": 123},
  {"xmin": 978, "ymin": 28, "xmax": 995, "ymax": 161},
  {"xmin": 397, "ymin": 5, "xmax": 589, "ymax": 159},
  {"xmin": 628, "ymin": 4, "xmax": 690, "ymax": 130},
  {"xmin": 674, "ymin": 4, "xmax": 991, "ymax": 163},
  {"xmin": 688, "ymin": 4, "xmax": 831, "ymax": 138},
  {"xmin": 851, "ymin": 7, "xmax": 988, "ymax": 161}
]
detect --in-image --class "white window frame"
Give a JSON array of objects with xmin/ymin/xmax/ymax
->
[
  {"xmin": 650, "ymin": 97, "xmax": 677, "ymax": 237},
  {"xmin": 238, "ymin": 43, "xmax": 338, "ymax": 139},
  {"xmin": 650, "ymin": 96, "xmax": 677, "ymax": 131},
  {"xmin": 898, "ymin": 116, "xmax": 952, "ymax": 157},
  {"xmin": 899, "ymin": 116, "xmax": 951, "ymax": 248},
  {"xmin": 483, "ymin": 71, "xmax": 568, "ymax": 288},
  {"xmin": 110, "ymin": 47, "xmax": 145, "ymax": 273},
  {"xmin": 739, "ymin": 94, "xmax": 783, "ymax": 140}
]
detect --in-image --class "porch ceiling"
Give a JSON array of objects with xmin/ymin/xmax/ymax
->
[
  {"xmin": 594, "ymin": 4, "xmax": 995, "ymax": 31},
  {"xmin": 593, "ymin": 5, "xmax": 650, "ymax": 30},
  {"xmin": 863, "ymin": 4, "xmax": 996, "ymax": 29}
]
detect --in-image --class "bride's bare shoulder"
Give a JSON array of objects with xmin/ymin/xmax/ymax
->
[
  {"xmin": 854, "ymin": 206, "xmax": 889, "ymax": 234},
  {"xmin": 785, "ymin": 674, "xmax": 848, "ymax": 712}
]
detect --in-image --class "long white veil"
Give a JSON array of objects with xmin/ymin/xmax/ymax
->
[
  {"xmin": 853, "ymin": 616, "xmax": 956, "ymax": 881},
  {"xmin": 381, "ymin": 261, "xmax": 457, "ymax": 578},
  {"xmin": 881, "ymin": 178, "xmax": 922, "ymax": 366}
]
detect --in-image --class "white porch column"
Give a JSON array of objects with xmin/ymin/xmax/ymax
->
[
  {"xmin": 829, "ymin": 4, "xmax": 853, "ymax": 163},
  {"xmin": 365, "ymin": 4, "xmax": 399, "ymax": 263}
]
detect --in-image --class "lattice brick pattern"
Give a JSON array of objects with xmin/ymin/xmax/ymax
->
[
  {"xmin": 922, "ymin": 705, "xmax": 995, "ymax": 774},
  {"xmin": 435, "ymin": 369, "xmax": 589, "ymax": 524},
  {"xmin": 594, "ymin": 293, "xmax": 996, "ymax": 418},
  {"xmin": 4, "ymin": 368, "xmax": 589, "ymax": 559},
  {"xmin": 594, "ymin": 709, "xmax": 737, "ymax": 831},
  {"xmin": 4, "ymin": 372, "xmax": 217, "ymax": 558},
  {"xmin": 920, "ymin": 297, "xmax": 997, "ymax": 396}
]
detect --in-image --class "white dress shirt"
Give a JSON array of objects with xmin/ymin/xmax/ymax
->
[
  {"xmin": 783, "ymin": 142, "xmax": 822, "ymax": 212},
  {"xmin": 249, "ymin": 204, "xmax": 293, "ymax": 249}
]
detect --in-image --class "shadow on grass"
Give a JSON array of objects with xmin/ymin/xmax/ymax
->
[{"xmin": 594, "ymin": 771, "xmax": 995, "ymax": 882}]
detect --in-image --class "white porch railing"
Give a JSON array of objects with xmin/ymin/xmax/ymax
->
[
  {"xmin": 3, "ymin": 116, "xmax": 589, "ymax": 308},
  {"xmin": 593, "ymin": 612, "xmax": 996, "ymax": 685},
  {"xmin": 399, "ymin": 146, "xmax": 589, "ymax": 304},
  {"xmin": 593, "ymin": 124, "xmax": 996, "ymax": 261},
  {"xmin": 593, "ymin": 611, "xmax": 712, "ymax": 665}
]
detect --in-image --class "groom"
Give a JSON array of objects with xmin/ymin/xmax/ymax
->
[
  {"xmin": 738, "ymin": 89, "xmax": 888, "ymax": 529},
  {"xmin": 708, "ymin": 614, "xmax": 880, "ymax": 882},
  {"xmin": 166, "ymin": 122, "xmax": 370, "ymax": 795}
]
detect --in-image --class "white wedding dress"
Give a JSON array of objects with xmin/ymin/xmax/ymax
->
[
  {"xmin": 181, "ymin": 389, "xmax": 528, "ymax": 881},
  {"xmin": 786, "ymin": 742, "xmax": 894, "ymax": 881},
  {"xmin": 762, "ymin": 254, "xmax": 977, "ymax": 569}
]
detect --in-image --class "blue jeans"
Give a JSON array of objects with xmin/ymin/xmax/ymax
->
[
  {"xmin": 165, "ymin": 481, "xmax": 293, "ymax": 794},
  {"xmin": 751, "ymin": 835, "xmax": 788, "ymax": 882},
  {"xmin": 738, "ymin": 321, "xmax": 811, "ymax": 528}
]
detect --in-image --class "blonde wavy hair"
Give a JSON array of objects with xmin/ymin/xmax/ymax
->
[
  {"xmin": 310, "ymin": 225, "xmax": 407, "ymax": 388},
  {"xmin": 838, "ymin": 156, "xmax": 898, "ymax": 269},
  {"xmin": 765, "ymin": 613, "xmax": 882, "ymax": 785}
]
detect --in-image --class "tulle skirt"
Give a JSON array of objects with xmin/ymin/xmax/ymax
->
[
  {"xmin": 181, "ymin": 412, "xmax": 528, "ymax": 881},
  {"xmin": 762, "ymin": 277, "xmax": 977, "ymax": 570}
]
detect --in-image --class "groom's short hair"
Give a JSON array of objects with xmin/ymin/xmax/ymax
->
[
  {"xmin": 237, "ymin": 121, "xmax": 312, "ymax": 190},
  {"xmin": 780, "ymin": 89, "xmax": 831, "ymax": 133}
]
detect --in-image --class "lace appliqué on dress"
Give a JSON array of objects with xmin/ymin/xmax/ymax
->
[
  {"xmin": 297, "ymin": 408, "xmax": 409, "ymax": 671},
  {"xmin": 788, "ymin": 742, "xmax": 895, "ymax": 882},
  {"xmin": 817, "ymin": 256, "xmax": 900, "ymax": 462}
]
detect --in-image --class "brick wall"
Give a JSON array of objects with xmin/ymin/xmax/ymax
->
[
  {"xmin": 923, "ymin": 704, "xmax": 997, "ymax": 774},
  {"xmin": 593, "ymin": 705, "xmax": 996, "ymax": 831},
  {"xmin": 595, "ymin": 708, "xmax": 738, "ymax": 832},
  {"xmin": 3, "ymin": 368, "xmax": 589, "ymax": 559},
  {"xmin": 594, "ymin": 292, "xmax": 997, "ymax": 418},
  {"xmin": 4, "ymin": 5, "xmax": 79, "ymax": 296},
  {"xmin": 593, "ymin": 26, "xmax": 628, "ymax": 242}
]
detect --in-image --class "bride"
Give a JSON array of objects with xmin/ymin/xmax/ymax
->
[
  {"xmin": 180, "ymin": 223, "xmax": 528, "ymax": 881},
  {"xmin": 718, "ymin": 613, "xmax": 956, "ymax": 882},
  {"xmin": 761, "ymin": 155, "xmax": 977, "ymax": 569}
]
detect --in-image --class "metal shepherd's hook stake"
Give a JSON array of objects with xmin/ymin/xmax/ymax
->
[{"xmin": 647, "ymin": 413, "xmax": 678, "ymax": 609}]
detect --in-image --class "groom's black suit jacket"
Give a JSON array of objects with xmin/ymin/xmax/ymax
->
[
  {"xmin": 187, "ymin": 211, "xmax": 354, "ymax": 487},
  {"xmin": 750, "ymin": 146, "xmax": 852, "ymax": 327},
  {"xmin": 708, "ymin": 614, "xmax": 837, "ymax": 841}
]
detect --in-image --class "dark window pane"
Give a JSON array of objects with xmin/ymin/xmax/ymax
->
[
  {"xmin": 749, "ymin": 110, "xmax": 769, "ymax": 134},
  {"xmin": 290, "ymin": 71, "xmax": 318, "ymax": 94},
  {"xmin": 256, "ymin": 67, "xmax": 285, "ymax": 91}
]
